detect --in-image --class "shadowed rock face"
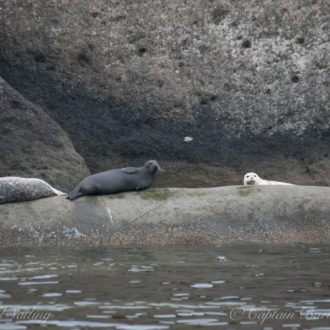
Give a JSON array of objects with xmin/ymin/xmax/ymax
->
[
  {"xmin": 0, "ymin": 0, "xmax": 329, "ymax": 186},
  {"xmin": 0, "ymin": 77, "xmax": 90, "ymax": 191}
]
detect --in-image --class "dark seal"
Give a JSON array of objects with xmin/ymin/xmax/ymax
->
[{"xmin": 67, "ymin": 160, "xmax": 161, "ymax": 201}]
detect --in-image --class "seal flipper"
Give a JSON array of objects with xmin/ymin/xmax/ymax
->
[
  {"xmin": 52, "ymin": 188, "xmax": 66, "ymax": 196},
  {"xmin": 122, "ymin": 167, "xmax": 138, "ymax": 174},
  {"xmin": 67, "ymin": 184, "xmax": 83, "ymax": 201}
]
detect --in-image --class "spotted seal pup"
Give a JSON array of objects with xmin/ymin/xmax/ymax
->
[
  {"xmin": 67, "ymin": 160, "xmax": 162, "ymax": 201},
  {"xmin": 0, "ymin": 177, "xmax": 65, "ymax": 204}
]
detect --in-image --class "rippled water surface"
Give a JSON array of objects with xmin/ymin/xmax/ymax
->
[{"xmin": 0, "ymin": 244, "xmax": 330, "ymax": 329}]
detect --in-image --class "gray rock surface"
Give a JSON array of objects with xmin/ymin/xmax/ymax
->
[
  {"xmin": 0, "ymin": 0, "xmax": 329, "ymax": 186},
  {"xmin": 0, "ymin": 76, "xmax": 90, "ymax": 191},
  {"xmin": 1, "ymin": 185, "xmax": 329, "ymax": 247}
]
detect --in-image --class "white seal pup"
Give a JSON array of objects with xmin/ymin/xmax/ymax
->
[
  {"xmin": 67, "ymin": 160, "xmax": 162, "ymax": 201},
  {"xmin": 243, "ymin": 172, "xmax": 293, "ymax": 186},
  {"xmin": 0, "ymin": 177, "xmax": 66, "ymax": 204}
]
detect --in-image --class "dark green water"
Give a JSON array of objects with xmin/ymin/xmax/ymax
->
[{"xmin": 0, "ymin": 244, "xmax": 329, "ymax": 329}]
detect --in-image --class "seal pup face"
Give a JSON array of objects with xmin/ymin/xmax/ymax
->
[
  {"xmin": 244, "ymin": 172, "xmax": 260, "ymax": 185},
  {"xmin": 144, "ymin": 160, "xmax": 162, "ymax": 174}
]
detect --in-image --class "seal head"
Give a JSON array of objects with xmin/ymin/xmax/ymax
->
[
  {"xmin": 145, "ymin": 160, "xmax": 161, "ymax": 174},
  {"xmin": 244, "ymin": 172, "xmax": 260, "ymax": 185}
]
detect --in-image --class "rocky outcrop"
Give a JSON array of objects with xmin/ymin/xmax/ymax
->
[
  {"xmin": 1, "ymin": 185, "xmax": 330, "ymax": 247},
  {"xmin": 0, "ymin": 0, "xmax": 329, "ymax": 186},
  {"xmin": 0, "ymin": 77, "xmax": 90, "ymax": 191}
]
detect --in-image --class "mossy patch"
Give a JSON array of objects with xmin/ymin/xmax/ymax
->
[
  {"xmin": 189, "ymin": 190, "xmax": 212, "ymax": 197},
  {"xmin": 105, "ymin": 189, "xmax": 174, "ymax": 200},
  {"xmin": 106, "ymin": 192, "xmax": 126, "ymax": 199},
  {"xmin": 237, "ymin": 186, "xmax": 253, "ymax": 197},
  {"xmin": 139, "ymin": 189, "xmax": 173, "ymax": 201}
]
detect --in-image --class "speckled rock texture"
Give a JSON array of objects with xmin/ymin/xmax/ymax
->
[
  {"xmin": 0, "ymin": 77, "xmax": 90, "ymax": 191},
  {"xmin": 0, "ymin": 0, "xmax": 329, "ymax": 187},
  {"xmin": 0, "ymin": 186, "xmax": 330, "ymax": 247}
]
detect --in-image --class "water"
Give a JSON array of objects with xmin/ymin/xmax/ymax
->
[{"xmin": 0, "ymin": 244, "xmax": 329, "ymax": 329}]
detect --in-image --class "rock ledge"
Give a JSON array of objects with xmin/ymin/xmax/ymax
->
[{"xmin": 1, "ymin": 185, "xmax": 329, "ymax": 247}]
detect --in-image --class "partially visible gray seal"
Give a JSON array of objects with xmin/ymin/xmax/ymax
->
[
  {"xmin": 0, "ymin": 177, "xmax": 65, "ymax": 204},
  {"xmin": 67, "ymin": 160, "xmax": 161, "ymax": 201},
  {"xmin": 243, "ymin": 172, "xmax": 293, "ymax": 186}
]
